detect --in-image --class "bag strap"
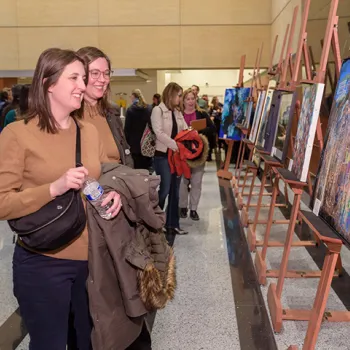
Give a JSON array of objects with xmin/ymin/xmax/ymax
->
[{"xmin": 73, "ymin": 118, "xmax": 82, "ymax": 167}]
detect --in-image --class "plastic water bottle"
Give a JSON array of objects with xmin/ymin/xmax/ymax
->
[{"xmin": 82, "ymin": 177, "xmax": 112, "ymax": 220}]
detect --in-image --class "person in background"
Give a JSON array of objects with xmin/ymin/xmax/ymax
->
[
  {"xmin": 151, "ymin": 93, "xmax": 161, "ymax": 109},
  {"xmin": 209, "ymin": 96, "xmax": 224, "ymax": 149},
  {"xmin": 77, "ymin": 46, "xmax": 133, "ymax": 168},
  {"xmin": 4, "ymin": 84, "xmax": 30, "ymax": 127},
  {"xmin": 0, "ymin": 90, "xmax": 9, "ymax": 112},
  {"xmin": 191, "ymin": 84, "xmax": 200, "ymax": 99},
  {"xmin": 198, "ymin": 94, "xmax": 209, "ymax": 112},
  {"xmin": 0, "ymin": 48, "xmax": 122, "ymax": 350},
  {"xmin": 124, "ymin": 89, "xmax": 152, "ymax": 170},
  {"xmin": 0, "ymin": 85, "xmax": 21, "ymax": 130},
  {"xmin": 151, "ymin": 82, "xmax": 188, "ymax": 237},
  {"xmin": 179, "ymin": 88, "xmax": 215, "ymax": 221}
]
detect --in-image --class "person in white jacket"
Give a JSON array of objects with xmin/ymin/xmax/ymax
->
[{"xmin": 151, "ymin": 82, "xmax": 188, "ymax": 239}]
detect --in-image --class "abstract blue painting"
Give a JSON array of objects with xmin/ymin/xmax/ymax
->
[{"xmin": 219, "ymin": 87, "xmax": 251, "ymax": 140}]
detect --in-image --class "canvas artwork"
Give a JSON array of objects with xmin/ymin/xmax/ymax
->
[
  {"xmin": 249, "ymin": 91, "xmax": 266, "ymax": 143},
  {"xmin": 243, "ymin": 101, "xmax": 254, "ymax": 128},
  {"xmin": 219, "ymin": 87, "xmax": 251, "ymax": 140},
  {"xmin": 312, "ymin": 58, "xmax": 350, "ymax": 244},
  {"xmin": 290, "ymin": 83, "xmax": 324, "ymax": 182},
  {"xmin": 255, "ymin": 88, "xmax": 275, "ymax": 148},
  {"xmin": 263, "ymin": 90, "xmax": 282, "ymax": 154},
  {"xmin": 272, "ymin": 92, "xmax": 295, "ymax": 161}
]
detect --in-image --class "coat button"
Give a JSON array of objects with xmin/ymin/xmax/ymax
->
[
  {"xmin": 144, "ymin": 178, "xmax": 149, "ymax": 182},
  {"xmin": 112, "ymin": 176, "xmax": 116, "ymax": 180}
]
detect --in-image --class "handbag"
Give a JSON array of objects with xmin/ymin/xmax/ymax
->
[
  {"xmin": 8, "ymin": 118, "xmax": 87, "ymax": 252},
  {"xmin": 140, "ymin": 122, "xmax": 156, "ymax": 157}
]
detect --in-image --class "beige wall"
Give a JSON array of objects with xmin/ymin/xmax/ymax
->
[
  {"xmin": 0, "ymin": 0, "xmax": 271, "ymax": 71},
  {"xmin": 271, "ymin": 0, "xmax": 302, "ymax": 66}
]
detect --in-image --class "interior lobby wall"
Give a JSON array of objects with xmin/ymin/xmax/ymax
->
[
  {"xmin": 270, "ymin": 0, "xmax": 302, "ymax": 66},
  {"xmin": 0, "ymin": 0, "xmax": 271, "ymax": 71}
]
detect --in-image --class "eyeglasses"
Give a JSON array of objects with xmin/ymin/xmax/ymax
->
[{"xmin": 89, "ymin": 69, "xmax": 113, "ymax": 80}]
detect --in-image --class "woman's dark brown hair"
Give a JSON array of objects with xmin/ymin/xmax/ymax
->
[
  {"xmin": 76, "ymin": 46, "xmax": 112, "ymax": 116},
  {"xmin": 162, "ymin": 82, "xmax": 182, "ymax": 111},
  {"xmin": 26, "ymin": 48, "xmax": 86, "ymax": 134}
]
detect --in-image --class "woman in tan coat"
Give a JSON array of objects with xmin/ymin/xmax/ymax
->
[
  {"xmin": 0, "ymin": 48, "xmax": 122, "ymax": 350},
  {"xmin": 77, "ymin": 46, "xmax": 133, "ymax": 167}
]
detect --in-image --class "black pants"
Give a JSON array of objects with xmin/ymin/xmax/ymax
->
[
  {"xmin": 13, "ymin": 244, "xmax": 92, "ymax": 350},
  {"xmin": 132, "ymin": 153, "xmax": 152, "ymax": 170}
]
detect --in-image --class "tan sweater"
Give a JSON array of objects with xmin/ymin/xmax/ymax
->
[
  {"xmin": 0, "ymin": 117, "xmax": 108, "ymax": 260},
  {"xmin": 84, "ymin": 104, "xmax": 120, "ymax": 163}
]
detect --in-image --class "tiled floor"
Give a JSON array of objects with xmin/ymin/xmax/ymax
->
[{"xmin": 0, "ymin": 158, "xmax": 349, "ymax": 349}]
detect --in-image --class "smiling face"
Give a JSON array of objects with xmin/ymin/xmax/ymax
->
[
  {"xmin": 184, "ymin": 91, "xmax": 196, "ymax": 110},
  {"xmin": 84, "ymin": 57, "xmax": 110, "ymax": 104},
  {"xmin": 48, "ymin": 60, "xmax": 86, "ymax": 115}
]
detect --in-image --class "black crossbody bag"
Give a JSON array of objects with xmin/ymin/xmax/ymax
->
[{"xmin": 8, "ymin": 119, "xmax": 87, "ymax": 252}]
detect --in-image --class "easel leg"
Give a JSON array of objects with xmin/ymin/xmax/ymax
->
[
  {"xmin": 302, "ymin": 252, "xmax": 339, "ymax": 350},
  {"xmin": 275, "ymin": 190, "xmax": 302, "ymax": 298},
  {"xmin": 255, "ymin": 175, "xmax": 280, "ymax": 283},
  {"xmin": 241, "ymin": 168, "xmax": 257, "ymax": 227}
]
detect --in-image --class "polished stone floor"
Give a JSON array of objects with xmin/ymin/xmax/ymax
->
[{"xmin": 0, "ymin": 159, "xmax": 349, "ymax": 349}]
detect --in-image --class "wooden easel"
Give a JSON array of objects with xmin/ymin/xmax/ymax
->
[
  {"xmin": 217, "ymin": 55, "xmax": 246, "ymax": 180},
  {"xmin": 263, "ymin": 0, "xmax": 347, "ymax": 343},
  {"xmin": 254, "ymin": 0, "xmax": 341, "ymax": 284},
  {"xmin": 245, "ymin": 5, "xmax": 300, "ymax": 248},
  {"xmin": 238, "ymin": 6, "xmax": 298, "ymax": 228},
  {"xmin": 232, "ymin": 46, "xmax": 263, "ymax": 187}
]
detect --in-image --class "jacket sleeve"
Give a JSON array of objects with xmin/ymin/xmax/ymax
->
[
  {"xmin": 0, "ymin": 127, "xmax": 53, "ymax": 220},
  {"xmin": 151, "ymin": 106, "xmax": 177, "ymax": 150},
  {"xmin": 124, "ymin": 108, "xmax": 132, "ymax": 147},
  {"xmin": 198, "ymin": 110, "xmax": 215, "ymax": 135},
  {"xmin": 114, "ymin": 109, "xmax": 134, "ymax": 168}
]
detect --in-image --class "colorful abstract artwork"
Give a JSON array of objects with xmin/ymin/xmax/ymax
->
[
  {"xmin": 263, "ymin": 91, "xmax": 282, "ymax": 154},
  {"xmin": 272, "ymin": 93, "xmax": 295, "ymax": 161},
  {"xmin": 219, "ymin": 87, "xmax": 251, "ymax": 140},
  {"xmin": 255, "ymin": 88, "xmax": 275, "ymax": 148},
  {"xmin": 313, "ymin": 58, "xmax": 350, "ymax": 244},
  {"xmin": 290, "ymin": 83, "xmax": 324, "ymax": 182},
  {"xmin": 249, "ymin": 91, "xmax": 266, "ymax": 143},
  {"xmin": 244, "ymin": 101, "xmax": 254, "ymax": 128}
]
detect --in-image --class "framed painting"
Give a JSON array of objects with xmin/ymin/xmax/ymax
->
[
  {"xmin": 271, "ymin": 92, "xmax": 297, "ymax": 162},
  {"xmin": 249, "ymin": 91, "xmax": 266, "ymax": 143},
  {"xmin": 263, "ymin": 90, "xmax": 282, "ymax": 154},
  {"xmin": 290, "ymin": 83, "xmax": 324, "ymax": 182},
  {"xmin": 219, "ymin": 87, "xmax": 251, "ymax": 140},
  {"xmin": 312, "ymin": 58, "xmax": 350, "ymax": 245},
  {"xmin": 243, "ymin": 101, "xmax": 254, "ymax": 128},
  {"xmin": 255, "ymin": 87, "xmax": 275, "ymax": 148}
]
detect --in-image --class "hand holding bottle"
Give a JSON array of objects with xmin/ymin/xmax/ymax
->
[{"xmin": 50, "ymin": 167, "xmax": 89, "ymax": 198}]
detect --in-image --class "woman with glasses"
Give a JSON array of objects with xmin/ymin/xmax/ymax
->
[
  {"xmin": 151, "ymin": 82, "xmax": 188, "ymax": 239},
  {"xmin": 76, "ymin": 47, "xmax": 133, "ymax": 167}
]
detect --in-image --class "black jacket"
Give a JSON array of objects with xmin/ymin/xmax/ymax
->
[
  {"xmin": 106, "ymin": 105, "xmax": 134, "ymax": 168},
  {"xmin": 124, "ymin": 104, "xmax": 152, "ymax": 155},
  {"xmin": 195, "ymin": 109, "xmax": 216, "ymax": 149}
]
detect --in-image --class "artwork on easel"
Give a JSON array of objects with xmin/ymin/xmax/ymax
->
[
  {"xmin": 312, "ymin": 58, "xmax": 350, "ymax": 245},
  {"xmin": 219, "ymin": 87, "xmax": 251, "ymax": 140},
  {"xmin": 271, "ymin": 92, "xmax": 296, "ymax": 162},
  {"xmin": 290, "ymin": 83, "xmax": 324, "ymax": 182},
  {"xmin": 255, "ymin": 80, "xmax": 276, "ymax": 148},
  {"xmin": 263, "ymin": 91, "xmax": 282, "ymax": 153},
  {"xmin": 249, "ymin": 91, "xmax": 266, "ymax": 143},
  {"xmin": 243, "ymin": 101, "xmax": 254, "ymax": 128}
]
